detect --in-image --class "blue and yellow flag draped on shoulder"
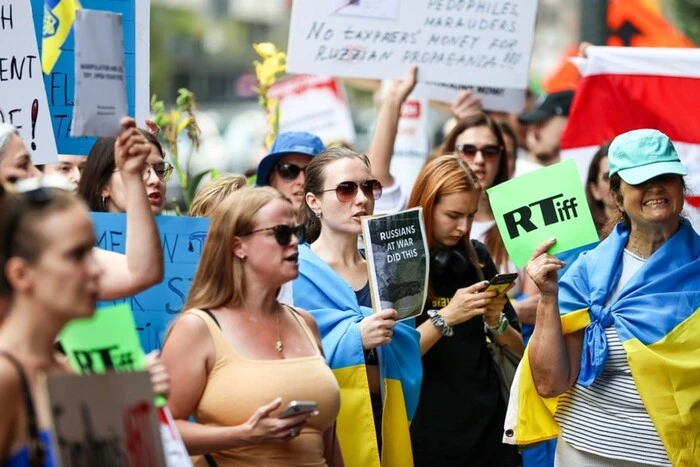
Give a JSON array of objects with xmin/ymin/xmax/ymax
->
[
  {"xmin": 504, "ymin": 220, "xmax": 700, "ymax": 466},
  {"xmin": 42, "ymin": 0, "xmax": 81, "ymax": 74},
  {"xmin": 293, "ymin": 244, "xmax": 422, "ymax": 467}
]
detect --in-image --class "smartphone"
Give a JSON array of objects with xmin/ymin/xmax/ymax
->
[
  {"xmin": 485, "ymin": 273, "xmax": 518, "ymax": 296},
  {"xmin": 278, "ymin": 400, "xmax": 318, "ymax": 419}
]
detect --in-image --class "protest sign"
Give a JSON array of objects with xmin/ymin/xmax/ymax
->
[
  {"xmin": 42, "ymin": 371, "xmax": 166, "ymax": 466},
  {"xmin": 269, "ymin": 74, "xmax": 356, "ymax": 144},
  {"xmin": 287, "ymin": 0, "xmax": 538, "ymax": 89},
  {"xmin": 362, "ymin": 207, "xmax": 429, "ymax": 321},
  {"xmin": 487, "ymin": 160, "xmax": 598, "ymax": 268},
  {"xmin": 30, "ymin": 0, "xmax": 149, "ymax": 155},
  {"xmin": 91, "ymin": 213, "xmax": 210, "ymax": 353},
  {"xmin": 414, "ymin": 81, "xmax": 526, "ymax": 113},
  {"xmin": 0, "ymin": 0, "xmax": 58, "ymax": 164},
  {"xmin": 71, "ymin": 9, "xmax": 127, "ymax": 137},
  {"xmin": 388, "ymin": 94, "xmax": 430, "ymax": 198}
]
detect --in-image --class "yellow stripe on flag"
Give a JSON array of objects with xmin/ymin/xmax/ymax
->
[{"xmin": 42, "ymin": 0, "xmax": 81, "ymax": 75}]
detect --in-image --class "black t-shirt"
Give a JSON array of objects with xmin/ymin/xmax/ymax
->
[{"xmin": 410, "ymin": 240, "xmax": 521, "ymax": 467}]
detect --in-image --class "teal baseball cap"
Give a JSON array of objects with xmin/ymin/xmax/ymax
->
[{"xmin": 608, "ymin": 129, "xmax": 687, "ymax": 185}]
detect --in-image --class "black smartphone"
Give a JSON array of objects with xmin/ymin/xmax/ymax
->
[
  {"xmin": 278, "ymin": 400, "xmax": 318, "ymax": 419},
  {"xmin": 485, "ymin": 273, "xmax": 518, "ymax": 296}
]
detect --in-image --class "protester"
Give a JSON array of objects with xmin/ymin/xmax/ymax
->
[
  {"xmin": 78, "ymin": 129, "xmax": 170, "ymax": 215},
  {"xmin": 293, "ymin": 147, "xmax": 422, "ymax": 466},
  {"xmin": 39, "ymin": 155, "xmax": 86, "ymax": 191},
  {"xmin": 189, "ymin": 174, "xmax": 248, "ymax": 217},
  {"xmin": 516, "ymin": 90, "xmax": 574, "ymax": 177},
  {"xmin": 0, "ymin": 124, "xmax": 33, "ymax": 184},
  {"xmin": 585, "ymin": 142, "xmax": 616, "ymax": 234},
  {"xmin": 404, "ymin": 155, "xmax": 522, "ymax": 466},
  {"xmin": 256, "ymin": 131, "xmax": 326, "ymax": 214},
  {"xmin": 519, "ymin": 129, "xmax": 699, "ymax": 466},
  {"xmin": 0, "ymin": 179, "xmax": 169, "ymax": 466},
  {"xmin": 162, "ymin": 186, "xmax": 342, "ymax": 466}
]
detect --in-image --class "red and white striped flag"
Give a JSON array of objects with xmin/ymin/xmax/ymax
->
[{"xmin": 560, "ymin": 46, "xmax": 700, "ymax": 229}]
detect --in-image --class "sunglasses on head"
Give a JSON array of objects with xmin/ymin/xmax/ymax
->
[
  {"xmin": 455, "ymin": 144, "xmax": 501, "ymax": 159},
  {"xmin": 319, "ymin": 179, "xmax": 383, "ymax": 203},
  {"xmin": 275, "ymin": 163, "xmax": 307, "ymax": 181},
  {"xmin": 241, "ymin": 224, "xmax": 306, "ymax": 246}
]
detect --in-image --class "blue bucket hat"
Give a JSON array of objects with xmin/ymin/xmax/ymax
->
[
  {"xmin": 608, "ymin": 129, "xmax": 687, "ymax": 185},
  {"xmin": 256, "ymin": 131, "xmax": 325, "ymax": 186}
]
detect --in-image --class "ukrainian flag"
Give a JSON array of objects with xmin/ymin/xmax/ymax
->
[
  {"xmin": 504, "ymin": 220, "xmax": 700, "ymax": 466},
  {"xmin": 293, "ymin": 244, "xmax": 423, "ymax": 467},
  {"xmin": 42, "ymin": 0, "xmax": 81, "ymax": 75}
]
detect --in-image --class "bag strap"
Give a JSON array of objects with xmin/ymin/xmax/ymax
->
[
  {"xmin": 200, "ymin": 308, "xmax": 221, "ymax": 330},
  {"xmin": 0, "ymin": 350, "xmax": 46, "ymax": 467}
]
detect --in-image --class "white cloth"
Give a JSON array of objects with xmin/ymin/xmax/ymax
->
[{"xmin": 374, "ymin": 181, "xmax": 407, "ymax": 215}]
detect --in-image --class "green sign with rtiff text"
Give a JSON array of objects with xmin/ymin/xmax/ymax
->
[{"xmin": 487, "ymin": 160, "xmax": 598, "ymax": 268}]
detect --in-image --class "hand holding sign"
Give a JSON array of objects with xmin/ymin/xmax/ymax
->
[
  {"xmin": 115, "ymin": 117, "xmax": 151, "ymax": 177},
  {"xmin": 525, "ymin": 238, "xmax": 566, "ymax": 298}
]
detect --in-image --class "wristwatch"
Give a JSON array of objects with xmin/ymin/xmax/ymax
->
[
  {"xmin": 484, "ymin": 313, "xmax": 509, "ymax": 335},
  {"xmin": 427, "ymin": 309, "xmax": 454, "ymax": 337}
]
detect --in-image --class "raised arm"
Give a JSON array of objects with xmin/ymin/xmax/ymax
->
[
  {"xmin": 525, "ymin": 239, "xmax": 584, "ymax": 398},
  {"xmin": 366, "ymin": 66, "xmax": 418, "ymax": 188},
  {"xmin": 97, "ymin": 118, "xmax": 164, "ymax": 300}
]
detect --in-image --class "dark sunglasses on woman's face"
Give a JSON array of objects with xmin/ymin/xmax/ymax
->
[
  {"xmin": 319, "ymin": 179, "xmax": 383, "ymax": 203},
  {"xmin": 275, "ymin": 163, "xmax": 307, "ymax": 181},
  {"xmin": 241, "ymin": 224, "xmax": 306, "ymax": 246},
  {"xmin": 455, "ymin": 144, "xmax": 501, "ymax": 159}
]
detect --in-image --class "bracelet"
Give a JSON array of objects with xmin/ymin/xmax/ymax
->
[
  {"xmin": 427, "ymin": 309, "xmax": 454, "ymax": 337},
  {"xmin": 484, "ymin": 313, "xmax": 509, "ymax": 335}
]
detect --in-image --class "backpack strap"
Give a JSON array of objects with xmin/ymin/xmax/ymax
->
[{"xmin": 0, "ymin": 350, "xmax": 46, "ymax": 467}]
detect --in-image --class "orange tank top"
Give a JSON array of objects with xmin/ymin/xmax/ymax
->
[{"xmin": 188, "ymin": 308, "xmax": 340, "ymax": 467}]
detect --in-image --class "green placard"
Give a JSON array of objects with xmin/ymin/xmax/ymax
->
[
  {"xmin": 486, "ymin": 160, "xmax": 598, "ymax": 268},
  {"xmin": 60, "ymin": 303, "xmax": 146, "ymax": 374}
]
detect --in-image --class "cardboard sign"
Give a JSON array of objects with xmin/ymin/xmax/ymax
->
[
  {"xmin": 30, "ymin": 0, "xmax": 149, "ymax": 155},
  {"xmin": 362, "ymin": 207, "xmax": 429, "ymax": 321},
  {"xmin": 487, "ymin": 160, "xmax": 599, "ymax": 268},
  {"xmin": 287, "ymin": 0, "xmax": 538, "ymax": 89},
  {"xmin": 42, "ymin": 371, "xmax": 166, "ymax": 466},
  {"xmin": 91, "ymin": 213, "xmax": 210, "ymax": 353},
  {"xmin": 269, "ymin": 74, "xmax": 356, "ymax": 144},
  {"xmin": 71, "ymin": 9, "xmax": 128, "ymax": 137},
  {"xmin": 0, "ymin": 0, "xmax": 58, "ymax": 164},
  {"xmin": 414, "ymin": 81, "xmax": 526, "ymax": 113}
]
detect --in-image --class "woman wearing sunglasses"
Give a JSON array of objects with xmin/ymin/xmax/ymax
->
[
  {"xmin": 293, "ymin": 147, "xmax": 422, "ymax": 467},
  {"xmin": 162, "ymin": 186, "xmax": 343, "ymax": 467}
]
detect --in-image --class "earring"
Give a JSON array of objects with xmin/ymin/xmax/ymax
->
[
  {"xmin": 315, "ymin": 212, "xmax": 322, "ymax": 219},
  {"xmin": 238, "ymin": 255, "xmax": 247, "ymax": 262},
  {"xmin": 102, "ymin": 196, "xmax": 108, "ymax": 210}
]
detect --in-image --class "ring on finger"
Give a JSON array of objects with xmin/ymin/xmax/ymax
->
[{"xmin": 385, "ymin": 329, "xmax": 392, "ymax": 337}]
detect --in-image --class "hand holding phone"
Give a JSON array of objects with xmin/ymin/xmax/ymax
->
[
  {"xmin": 277, "ymin": 400, "xmax": 318, "ymax": 419},
  {"xmin": 485, "ymin": 273, "xmax": 518, "ymax": 297}
]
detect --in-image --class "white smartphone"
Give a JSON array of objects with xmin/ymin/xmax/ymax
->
[{"xmin": 278, "ymin": 400, "xmax": 318, "ymax": 419}]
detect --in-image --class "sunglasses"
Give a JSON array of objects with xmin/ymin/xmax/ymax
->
[
  {"xmin": 319, "ymin": 179, "xmax": 383, "ymax": 203},
  {"xmin": 455, "ymin": 144, "xmax": 501, "ymax": 159},
  {"xmin": 275, "ymin": 163, "xmax": 307, "ymax": 181},
  {"xmin": 241, "ymin": 224, "xmax": 306, "ymax": 246}
]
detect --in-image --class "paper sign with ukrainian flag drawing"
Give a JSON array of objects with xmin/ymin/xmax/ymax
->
[
  {"xmin": 503, "ymin": 220, "xmax": 700, "ymax": 466},
  {"xmin": 30, "ymin": 0, "xmax": 149, "ymax": 155}
]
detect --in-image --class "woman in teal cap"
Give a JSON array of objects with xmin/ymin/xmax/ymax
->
[{"xmin": 506, "ymin": 129, "xmax": 700, "ymax": 466}]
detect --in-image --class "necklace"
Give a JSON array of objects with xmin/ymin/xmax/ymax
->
[{"xmin": 275, "ymin": 310, "xmax": 284, "ymax": 353}]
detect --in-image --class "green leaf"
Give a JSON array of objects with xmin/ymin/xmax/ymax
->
[{"xmin": 185, "ymin": 169, "xmax": 213, "ymax": 208}]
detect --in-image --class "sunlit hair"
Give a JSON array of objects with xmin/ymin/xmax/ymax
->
[
  {"xmin": 0, "ymin": 124, "xmax": 19, "ymax": 160},
  {"xmin": 189, "ymin": 174, "xmax": 248, "ymax": 217},
  {"xmin": 300, "ymin": 147, "xmax": 371, "ymax": 244},
  {"xmin": 185, "ymin": 186, "xmax": 289, "ymax": 310},
  {"xmin": 406, "ymin": 156, "xmax": 483, "ymax": 292},
  {"xmin": 0, "ymin": 182, "xmax": 83, "ymax": 297}
]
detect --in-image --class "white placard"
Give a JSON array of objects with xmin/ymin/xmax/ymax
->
[
  {"xmin": 287, "ymin": 0, "xmax": 538, "ymax": 89},
  {"xmin": 414, "ymin": 82, "xmax": 526, "ymax": 113},
  {"xmin": 389, "ymin": 95, "xmax": 430, "ymax": 195},
  {"xmin": 269, "ymin": 74, "xmax": 356, "ymax": 144},
  {"xmin": 72, "ymin": 9, "xmax": 127, "ymax": 137},
  {"xmin": 0, "ymin": 0, "xmax": 58, "ymax": 164},
  {"xmin": 135, "ymin": 0, "xmax": 150, "ymax": 126}
]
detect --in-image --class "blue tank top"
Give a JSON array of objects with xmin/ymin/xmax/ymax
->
[{"xmin": 3, "ymin": 430, "xmax": 57, "ymax": 467}]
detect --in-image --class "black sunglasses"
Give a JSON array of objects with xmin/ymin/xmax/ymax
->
[
  {"xmin": 241, "ymin": 224, "xmax": 306, "ymax": 246},
  {"xmin": 319, "ymin": 179, "xmax": 383, "ymax": 203},
  {"xmin": 275, "ymin": 163, "xmax": 307, "ymax": 181},
  {"xmin": 455, "ymin": 144, "xmax": 501, "ymax": 159}
]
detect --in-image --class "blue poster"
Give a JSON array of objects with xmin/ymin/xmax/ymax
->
[
  {"xmin": 31, "ymin": 0, "xmax": 137, "ymax": 155},
  {"xmin": 91, "ymin": 213, "xmax": 210, "ymax": 353}
]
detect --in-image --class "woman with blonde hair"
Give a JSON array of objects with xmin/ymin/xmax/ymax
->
[
  {"xmin": 407, "ymin": 155, "xmax": 523, "ymax": 466},
  {"xmin": 162, "ymin": 186, "xmax": 342, "ymax": 466},
  {"xmin": 189, "ymin": 174, "xmax": 248, "ymax": 217}
]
